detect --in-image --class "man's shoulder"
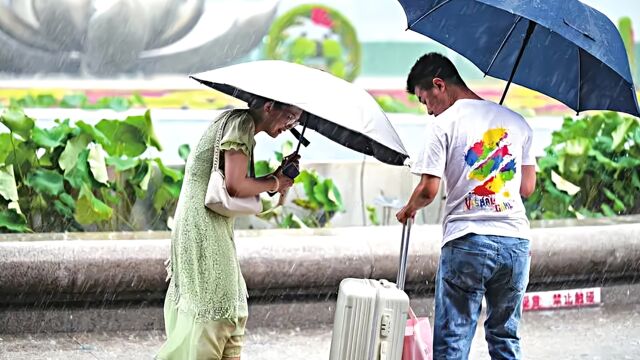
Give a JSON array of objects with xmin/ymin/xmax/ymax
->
[
  {"xmin": 467, "ymin": 100, "xmax": 531, "ymax": 129},
  {"xmin": 463, "ymin": 99, "xmax": 520, "ymax": 117},
  {"xmin": 495, "ymin": 105, "xmax": 533, "ymax": 133}
]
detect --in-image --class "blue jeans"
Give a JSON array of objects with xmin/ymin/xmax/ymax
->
[{"xmin": 433, "ymin": 233, "xmax": 531, "ymax": 360}]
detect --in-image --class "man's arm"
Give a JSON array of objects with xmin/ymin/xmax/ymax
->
[
  {"xmin": 520, "ymin": 124, "xmax": 536, "ymax": 198},
  {"xmin": 396, "ymin": 174, "xmax": 441, "ymax": 224},
  {"xmin": 520, "ymin": 165, "xmax": 536, "ymax": 198}
]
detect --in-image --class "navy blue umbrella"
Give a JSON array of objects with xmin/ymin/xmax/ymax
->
[{"xmin": 398, "ymin": 0, "xmax": 640, "ymax": 117}]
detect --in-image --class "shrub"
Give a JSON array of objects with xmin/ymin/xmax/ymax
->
[
  {"xmin": 525, "ymin": 112, "xmax": 640, "ymax": 219},
  {"xmin": 0, "ymin": 107, "xmax": 183, "ymax": 233}
]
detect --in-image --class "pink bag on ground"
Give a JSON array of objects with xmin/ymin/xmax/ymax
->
[{"xmin": 402, "ymin": 307, "xmax": 433, "ymax": 360}]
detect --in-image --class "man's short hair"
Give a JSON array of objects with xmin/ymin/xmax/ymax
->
[
  {"xmin": 248, "ymin": 96, "xmax": 288, "ymax": 110},
  {"xmin": 406, "ymin": 53, "xmax": 466, "ymax": 94}
]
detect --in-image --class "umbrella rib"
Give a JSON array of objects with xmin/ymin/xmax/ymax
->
[
  {"xmin": 485, "ymin": 16, "xmax": 523, "ymax": 76},
  {"xmin": 577, "ymin": 48, "xmax": 582, "ymax": 114},
  {"xmin": 500, "ymin": 20, "xmax": 537, "ymax": 105},
  {"xmin": 407, "ymin": 0, "xmax": 453, "ymax": 30}
]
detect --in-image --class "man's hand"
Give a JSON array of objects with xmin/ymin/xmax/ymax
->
[{"xmin": 396, "ymin": 205, "xmax": 417, "ymax": 224}]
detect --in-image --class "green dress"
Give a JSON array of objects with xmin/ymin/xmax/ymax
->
[{"xmin": 157, "ymin": 110, "xmax": 255, "ymax": 359}]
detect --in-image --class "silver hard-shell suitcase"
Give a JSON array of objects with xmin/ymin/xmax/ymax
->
[{"xmin": 329, "ymin": 221, "xmax": 413, "ymax": 360}]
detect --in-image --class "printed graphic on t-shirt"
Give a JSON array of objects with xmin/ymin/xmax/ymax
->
[{"xmin": 463, "ymin": 127, "xmax": 517, "ymax": 212}]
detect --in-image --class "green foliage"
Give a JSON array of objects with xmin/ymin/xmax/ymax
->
[
  {"xmin": 0, "ymin": 208, "xmax": 29, "ymax": 232},
  {"xmin": 25, "ymin": 169, "xmax": 65, "ymax": 196},
  {"xmin": 0, "ymin": 165, "xmax": 19, "ymax": 202},
  {"xmin": 152, "ymin": 158, "xmax": 184, "ymax": 217},
  {"xmin": 254, "ymin": 160, "xmax": 275, "ymax": 178},
  {"xmin": 525, "ymin": 112, "xmax": 640, "ymax": 220},
  {"xmin": 375, "ymin": 94, "xmax": 425, "ymax": 114},
  {"xmin": 0, "ymin": 107, "xmax": 36, "ymax": 140},
  {"xmin": 618, "ymin": 17, "xmax": 636, "ymax": 83},
  {"xmin": 0, "ymin": 107, "xmax": 185, "ymax": 233},
  {"xmin": 0, "ymin": 106, "xmax": 348, "ymax": 233},
  {"xmin": 366, "ymin": 205, "xmax": 380, "ymax": 226},
  {"xmin": 178, "ymin": 144, "xmax": 191, "ymax": 162},
  {"xmin": 295, "ymin": 169, "xmax": 344, "ymax": 210},
  {"xmin": 9, "ymin": 93, "xmax": 145, "ymax": 111},
  {"xmin": 256, "ymin": 141, "xmax": 345, "ymax": 228},
  {"xmin": 75, "ymin": 185, "xmax": 113, "ymax": 225}
]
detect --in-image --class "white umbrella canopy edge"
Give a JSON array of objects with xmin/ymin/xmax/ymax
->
[{"xmin": 189, "ymin": 60, "xmax": 410, "ymax": 166}]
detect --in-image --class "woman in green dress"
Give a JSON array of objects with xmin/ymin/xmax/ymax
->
[{"xmin": 157, "ymin": 98, "xmax": 303, "ymax": 360}]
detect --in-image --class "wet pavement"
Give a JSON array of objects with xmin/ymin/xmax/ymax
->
[{"xmin": 1, "ymin": 303, "xmax": 639, "ymax": 360}]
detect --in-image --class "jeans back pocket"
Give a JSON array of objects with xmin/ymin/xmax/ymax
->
[{"xmin": 441, "ymin": 245, "xmax": 488, "ymax": 293}]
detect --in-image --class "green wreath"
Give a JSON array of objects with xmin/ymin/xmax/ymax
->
[{"xmin": 264, "ymin": 4, "xmax": 362, "ymax": 82}]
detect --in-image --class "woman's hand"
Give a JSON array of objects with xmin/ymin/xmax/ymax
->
[
  {"xmin": 273, "ymin": 153, "xmax": 300, "ymax": 175},
  {"xmin": 282, "ymin": 153, "xmax": 301, "ymax": 167},
  {"xmin": 273, "ymin": 169, "xmax": 294, "ymax": 192}
]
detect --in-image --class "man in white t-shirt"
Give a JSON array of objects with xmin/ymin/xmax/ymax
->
[{"xmin": 396, "ymin": 53, "xmax": 536, "ymax": 360}]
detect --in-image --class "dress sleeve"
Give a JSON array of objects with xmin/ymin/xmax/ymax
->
[{"xmin": 219, "ymin": 111, "xmax": 256, "ymax": 157}]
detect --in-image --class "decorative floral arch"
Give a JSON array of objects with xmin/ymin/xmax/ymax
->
[{"xmin": 264, "ymin": 4, "xmax": 362, "ymax": 82}]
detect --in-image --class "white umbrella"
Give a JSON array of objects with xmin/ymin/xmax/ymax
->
[{"xmin": 190, "ymin": 60, "xmax": 409, "ymax": 166}]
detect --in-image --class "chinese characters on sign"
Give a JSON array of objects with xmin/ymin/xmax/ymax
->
[{"xmin": 522, "ymin": 288, "xmax": 601, "ymax": 311}]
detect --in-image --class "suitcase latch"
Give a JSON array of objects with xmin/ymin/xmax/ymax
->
[{"xmin": 380, "ymin": 314, "xmax": 391, "ymax": 337}]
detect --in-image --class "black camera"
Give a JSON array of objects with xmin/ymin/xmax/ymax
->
[{"xmin": 282, "ymin": 160, "xmax": 300, "ymax": 179}]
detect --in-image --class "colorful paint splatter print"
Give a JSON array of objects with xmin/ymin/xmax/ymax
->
[{"xmin": 463, "ymin": 128, "xmax": 517, "ymax": 212}]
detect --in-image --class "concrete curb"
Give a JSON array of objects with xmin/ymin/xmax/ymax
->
[
  {"xmin": 1, "ymin": 283, "xmax": 639, "ymax": 334},
  {"xmin": 0, "ymin": 223, "xmax": 639, "ymax": 306}
]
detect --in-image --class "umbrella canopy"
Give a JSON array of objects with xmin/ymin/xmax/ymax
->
[
  {"xmin": 398, "ymin": 0, "xmax": 640, "ymax": 117},
  {"xmin": 190, "ymin": 60, "xmax": 409, "ymax": 166}
]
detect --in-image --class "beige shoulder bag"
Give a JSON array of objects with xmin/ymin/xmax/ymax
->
[{"xmin": 204, "ymin": 116, "xmax": 262, "ymax": 217}]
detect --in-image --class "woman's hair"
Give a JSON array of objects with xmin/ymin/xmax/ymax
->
[
  {"xmin": 248, "ymin": 96, "xmax": 289, "ymax": 110},
  {"xmin": 406, "ymin": 52, "xmax": 466, "ymax": 94}
]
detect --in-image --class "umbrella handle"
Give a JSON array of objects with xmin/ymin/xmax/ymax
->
[
  {"xmin": 289, "ymin": 128, "xmax": 310, "ymax": 147},
  {"xmin": 396, "ymin": 218, "xmax": 412, "ymax": 291},
  {"xmin": 278, "ymin": 113, "xmax": 307, "ymax": 181}
]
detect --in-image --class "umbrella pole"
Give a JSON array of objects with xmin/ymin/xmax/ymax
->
[
  {"xmin": 293, "ymin": 113, "xmax": 309, "ymax": 154},
  {"xmin": 500, "ymin": 20, "xmax": 537, "ymax": 105},
  {"xmin": 276, "ymin": 115, "xmax": 310, "ymax": 205}
]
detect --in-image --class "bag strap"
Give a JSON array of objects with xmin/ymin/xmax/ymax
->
[
  {"xmin": 408, "ymin": 306, "xmax": 417, "ymax": 320},
  {"xmin": 212, "ymin": 114, "xmax": 227, "ymax": 171},
  {"xmin": 212, "ymin": 112, "xmax": 256, "ymax": 178}
]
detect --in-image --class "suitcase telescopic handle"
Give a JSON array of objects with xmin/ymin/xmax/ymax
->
[{"xmin": 396, "ymin": 218, "xmax": 412, "ymax": 291}]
